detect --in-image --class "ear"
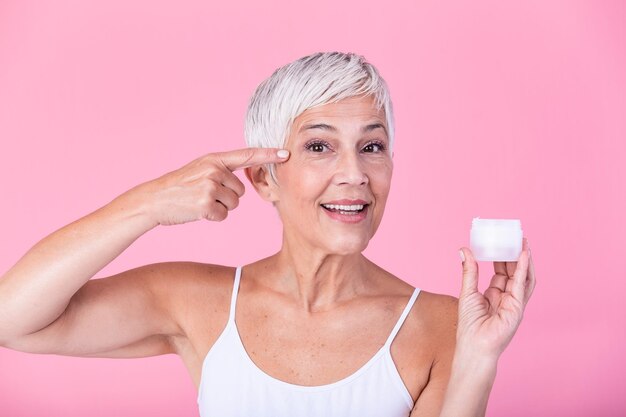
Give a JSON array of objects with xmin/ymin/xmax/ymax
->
[{"xmin": 244, "ymin": 164, "xmax": 280, "ymax": 203}]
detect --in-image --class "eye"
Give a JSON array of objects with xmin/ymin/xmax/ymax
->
[
  {"xmin": 362, "ymin": 140, "xmax": 386, "ymax": 153},
  {"xmin": 304, "ymin": 140, "xmax": 332, "ymax": 153}
]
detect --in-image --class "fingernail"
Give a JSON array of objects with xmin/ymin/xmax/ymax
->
[
  {"xmin": 459, "ymin": 249, "xmax": 465, "ymax": 263},
  {"xmin": 277, "ymin": 149, "xmax": 289, "ymax": 158}
]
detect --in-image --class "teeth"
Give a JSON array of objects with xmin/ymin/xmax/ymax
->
[{"xmin": 321, "ymin": 204, "xmax": 365, "ymax": 211}]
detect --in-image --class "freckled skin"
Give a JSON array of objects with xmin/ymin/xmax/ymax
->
[{"xmin": 0, "ymin": 86, "xmax": 473, "ymax": 412}]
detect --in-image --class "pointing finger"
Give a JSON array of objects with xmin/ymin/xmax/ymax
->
[{"xmin": 218, "ymin": 147, "xmax": 290, "ymax": 171}]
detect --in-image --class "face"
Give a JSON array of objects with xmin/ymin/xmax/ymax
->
[{"xmin": 258, "ymin": 95, "xmax": 393, "ymax": 255}]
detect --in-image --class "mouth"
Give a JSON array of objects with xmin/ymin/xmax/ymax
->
[
  {"xmin": 320, "ymin": 203, "xmax": 369, "ymax": 215},
  {"xmin": 319, "ymin": 202, "xmax": 371, "ymax": 224}
]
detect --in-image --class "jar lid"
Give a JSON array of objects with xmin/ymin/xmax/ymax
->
[{"xmin": 471, "ymin": 217, "xmax": 522, "ymax": 230}]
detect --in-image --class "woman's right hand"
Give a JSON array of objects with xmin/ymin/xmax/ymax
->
[{"xmin": 123, "ymin": 147, "xmax": 290, "ymax": 227}]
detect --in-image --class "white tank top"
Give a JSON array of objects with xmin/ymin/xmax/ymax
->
[{"xmin": 197, "ymin": 266, "xmax": 421, "ymax": 417}]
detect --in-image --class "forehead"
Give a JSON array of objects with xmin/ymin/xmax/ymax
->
[{"xmin": 293, "ymin": 95, "xmax": 386, "ymax": 131}]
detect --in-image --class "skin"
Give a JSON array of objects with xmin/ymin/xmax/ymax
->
[
  {"xmin": 245, "ymin": 95, "xmax": 397, "ymax": 308},
  {"xmin": 236, "ymin": 95, "xmax": 456, "ymax": 406},
  {"xmin": 0, "ymin": 94, "xmax": 536, "ymax": 417}
]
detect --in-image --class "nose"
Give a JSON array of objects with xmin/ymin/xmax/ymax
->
[{"xmin": 333, "ymin": 150, "xmax": 369, "ymax": 186}]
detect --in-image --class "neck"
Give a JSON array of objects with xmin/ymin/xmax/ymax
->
[{"xmin": 267, "ymin": 234, "xmax": 373, "ymax": 313}]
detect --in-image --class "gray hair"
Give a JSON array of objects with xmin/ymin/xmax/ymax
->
[{"xmin": 243, "ymin": 51, "xmax": 395, "ymax": 184}]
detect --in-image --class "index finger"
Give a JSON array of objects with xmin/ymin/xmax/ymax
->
[{"xmin": 217, "ymin": 147, "xmax": 290, "ymax": 171}]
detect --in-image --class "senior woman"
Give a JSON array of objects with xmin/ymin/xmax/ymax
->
[{"xmin": 0, "ymin": 51, "xmax": 535, "ymax": 416}]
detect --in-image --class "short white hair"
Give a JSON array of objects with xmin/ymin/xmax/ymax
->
[{"xmin": 244, "ymin": 51, "xmax": 395, "ymax": 183}]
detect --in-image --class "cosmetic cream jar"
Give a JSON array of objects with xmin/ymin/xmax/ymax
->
[{"xmin": 470, "ymin": 218, "xmax": 523, "ymax": 261}]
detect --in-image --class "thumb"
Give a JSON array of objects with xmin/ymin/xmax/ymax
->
[
  {"xmin": 218, "ymin": 147, "xmax": 290, "ymax": 171},
  {"xmin": 459, "ymin": 247, "xmax": 479, "ymax": 298}
]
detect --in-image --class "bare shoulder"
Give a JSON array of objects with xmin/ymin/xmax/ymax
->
[
  {"xmin": 141, "ymin": 261, "xmax": 236, "ymax": 329},
  {"xmin": 414, "ymin": 291, "xmax": 458, "ymax": 327},
  {"xmin": 141, "ymin": 261, "xmax": 235, "ymax": 296},
  {"xmin": 371, "ymin": 265, "xmax": 457, "ymax": 351},
  {"xmin": 407, "ymin": 290, "xmax": 458, "ymax": 350},
  {"xmin": 372, "ymin": 264, "xmax": 458, "ymax": 336}
]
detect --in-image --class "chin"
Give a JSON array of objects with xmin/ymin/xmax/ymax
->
[{"xmin": 325, "ymin": 237, "xmax": 370, "ymax": 256}]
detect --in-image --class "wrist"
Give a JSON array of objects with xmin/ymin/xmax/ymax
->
[
  {"xmin": 108, "ymin": 187, "xmax": 160, "ymax": 231},
  {"xmin": 454, "ymin": 330, "xmax": 506, "ymax": 362},
  {"xmin": 451, "ymin": 346, "xmax": 498, "ymax": 382},
  {"xmin": 439, "ymin": 348, "xmax": 498, "ymax": 417}
]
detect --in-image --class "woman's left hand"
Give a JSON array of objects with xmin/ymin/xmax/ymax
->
[{"xmin": 456, "ymin": 237, "xmax": 536, "ymax": 359}]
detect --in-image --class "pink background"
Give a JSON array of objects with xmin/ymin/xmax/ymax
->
[{"xmin": 1, "ymin": 0, "xmax": 624, "ymax": 415}]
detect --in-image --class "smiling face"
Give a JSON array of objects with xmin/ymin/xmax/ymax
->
[{"xmin": 248, "ymin": 94, "xmax": 393, "ymax": 255}]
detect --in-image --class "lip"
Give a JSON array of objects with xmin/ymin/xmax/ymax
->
[{"xmin": 321, "ymin": 199, "xmax": 369, "ymax": 205}]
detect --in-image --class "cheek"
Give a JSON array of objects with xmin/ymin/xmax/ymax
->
[
  {"xmin": 369, "ymin": 162, "xmax": 393, "ymax": 192},
  {"xmin": 276, "ymin": 162, "xmax": 328, "ymax": 204}
]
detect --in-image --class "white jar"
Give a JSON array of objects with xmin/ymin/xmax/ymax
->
[{"xmin": 470, "ymin": 218, "xmax": 523, "ymax": 261}]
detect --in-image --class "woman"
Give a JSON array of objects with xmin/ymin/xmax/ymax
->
[{"xmin": 0, "ymin": 51, "xmax": 535, "ymax": 416}]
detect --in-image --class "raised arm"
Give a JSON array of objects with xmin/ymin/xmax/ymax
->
[
  {"xmin": 441, "ymin": 238, "xmax": 535, "ymax": 416},
  {"xmin": 411, "ymin": 238, "xmax": 536, "ymax": 417},
  {"xmin": 0, "ymin": 147, "xmax": 290, "ymax": 356}
]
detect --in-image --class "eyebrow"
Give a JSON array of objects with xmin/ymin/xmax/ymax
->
[{"xmin": 299, "ymin": 122, "xmax": 388, "ymax": 136}]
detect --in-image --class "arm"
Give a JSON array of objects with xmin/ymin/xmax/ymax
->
[
  {"xmin": 2, "ymin": 261, "xmax": 186, "ymax": 358},
  {"xmin": 0, "ymin": 147, "xmax": 290, "ymax": 356},
  {"xmin": 409, "ymin": 296, "xmax": 457, "ymax": 417},
  {"xmin": 0, "ymin": 192, "xmax": 156, "ymax": 344},
  {"xmin": 411, "ymin": 238, "xmax": 536, "ymax": 416},
  {"xmin": 437, "ymin": 349, "xmax": 497, "ymax": 417},
  {"xmin": 410, "ymin": 346, "xmax": 496, "ymax": 417}
]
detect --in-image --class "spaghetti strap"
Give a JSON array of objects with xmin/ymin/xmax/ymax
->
[
  {"xmin": 228, "ymin": 266, "xmax": 243, "ymax": 323},
  {"xmin": 384, "ymin": 287, "xmax": 421, "ymax": 349}
]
